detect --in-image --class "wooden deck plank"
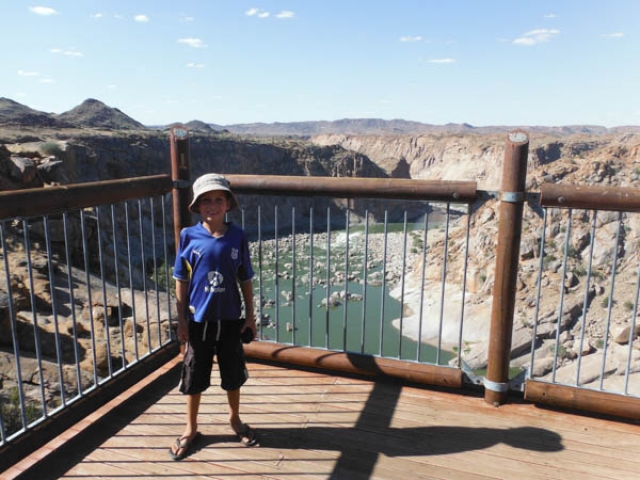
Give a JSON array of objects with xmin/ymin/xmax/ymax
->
[{"xmin": 3, "ymin": 356, "xmax": 640, "ymax": 480}]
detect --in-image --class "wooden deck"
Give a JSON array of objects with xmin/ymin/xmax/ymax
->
[{"xmin": 3, "ymin": 355, "xmax": 640, "ymax": 480}]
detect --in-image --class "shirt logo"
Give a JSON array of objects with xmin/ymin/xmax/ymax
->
[
  {"xmin": 205, "ymin": 271, "xmax": 225, "ymax": 293},
  {"xmin": 208, "ymin": 271, "xmax": 224, "ymax": 287},
  {"xmin": 231, "ymin": 248, "xmax": 239, "ymax": 260}
]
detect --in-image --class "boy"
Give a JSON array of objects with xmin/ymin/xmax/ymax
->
[{"xmin": 170, "ymin": 173, "xmax": 258, "ymax": 460}]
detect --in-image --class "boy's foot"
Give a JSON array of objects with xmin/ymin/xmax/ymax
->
[
  {"xmin": 231, "ymin": 423, "xmax": 258, "ymax": 447},
  {"xmin": 169, "ymin": 432, "xmax": 200, "ymax": 460}
]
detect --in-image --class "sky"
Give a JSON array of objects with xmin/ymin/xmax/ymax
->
[{"xmin": 2, "ymin": 1, "xmax": 639, "ymax": 128}]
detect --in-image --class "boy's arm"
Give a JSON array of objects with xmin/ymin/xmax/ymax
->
[
  {"xmin": 240, "ymin": 279, "xmax": 256, "ymax": 335},
  {"xmin": 175, "ymin": 279, "xmax": 189, "ymax": 343}
]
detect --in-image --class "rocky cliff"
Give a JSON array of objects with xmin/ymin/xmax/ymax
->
[
  {"xmin": 2, "ymin": 125, "xmax": 640, "ymax": 406},
  {"xmin": 311, "ymin": 132, "xmax": 640, "ymax": 190}
]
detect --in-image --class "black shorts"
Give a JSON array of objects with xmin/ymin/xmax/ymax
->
[{"xmin": 179, "ymin": 319, "xmax": 248, "ymax": 395}]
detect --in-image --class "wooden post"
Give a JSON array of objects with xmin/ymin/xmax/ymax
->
[
  {"xmin": 485, "ymin": 131, "xmax": 529, "ymax": 406},
  {"xmin": 170, "ymin": 126, "xmax": 191, "ymax": 250}
]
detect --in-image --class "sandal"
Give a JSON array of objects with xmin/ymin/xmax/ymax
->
[
  {"xmin": 232, "ymin": 423, "xmax": 258, "ymax": 447},
  {"xmin": 169, "ymin": 432, "xmax": 200, "ymax": 460}
]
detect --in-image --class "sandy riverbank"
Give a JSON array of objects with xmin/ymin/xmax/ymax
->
[{"xmin": 389, "ymin": 275, "xmax": 493, "ymax": 349}]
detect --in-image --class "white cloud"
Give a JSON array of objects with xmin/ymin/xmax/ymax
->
[
  {"xmin": 178, "ymin": 37, "xmax": 207, "ymax": 48},
  {"xmin": 51, "ymin": 48, "xmax": 83, "ymax": 57},
  {"xmin": 134, "ymin": 14, "xmax": 149, "ymax": 23},
  {"xmin": 276, "ymin": 11, "xmax": 294, "ymax": 19},
  {"xmin": 187, "ymin": 62, "xmax": 205, "ymax": 68},
  {"xmin": 602, "ymin": 32, "xmax": 624, "ymax": 38},
  {"xmin": 40, "ymin": 78, "xmax": 55, "ymax": 84},
  {"xmin": 107, "ymin": 84, "xmax": 117, "ymax": 90},
  {"xmin": 91, "ymin": 13, "xmax": 103, "ymax": 19},
  {"xmin": 246, "ymin": 8, "xmax": 270, "ymax": 18},
  {"xmin": 18, "ymin": 69, "xmax": 40, "ymax": 76},
  {"xmin": 429, "ymin": 58, "xmax": 456, "ymax": 64},
  {"xmin": 513, "ymin": 28, "xmax": 560, "ymax": 46},
  {"xmin": 180, "ymin": 14, "xmax": 195, "ymax": 22},
  {"xmin": 544, "ymin": 13, "xmax": 557, "ymax": 19},
  {"xmin": 29, "ymin": 6, "xmax": 58, "ymax": 16},
  {"xmin": 400, "ymin": 36, "xmax": 423, "ymax": 42}
]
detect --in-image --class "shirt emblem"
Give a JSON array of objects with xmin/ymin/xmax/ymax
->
[{"xmin": 206, "ymin": 271, "xmax": 225, "ymax": 293}]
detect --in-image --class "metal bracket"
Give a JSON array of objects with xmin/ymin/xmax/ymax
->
[
  {"xmin": 173, "ymin": 180, "xmax": 191, "ymax": 189},
  {"xmin": 483, "ymin": 378, "xmax": 510, "ymax": 393},
  {"xmin": 499, "ymin": 191, "xmax": 525, "ymax": 203}
]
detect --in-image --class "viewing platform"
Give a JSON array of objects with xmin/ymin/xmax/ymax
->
[{"xmin": 3, "ymin": 355, "xmax": 639, "ymax": 480}]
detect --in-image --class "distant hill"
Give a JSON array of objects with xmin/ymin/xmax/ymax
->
[
  {"xmin": 220, "ymin": 119, "xmax": 621, "ymax": 137},
  {"xmin": 222, "ymin": 118, "xmax": 459, "ymax": 136},
  {"xmin": 0, "ymin": 97, "xmax": 69, "ymax": 128},
  {"xmin": 55, "ymin": 98, "xmax": 145, "ymax": 130},
  {"xmin": 1, "ymin": 97, "xmax": 638, "ymax": 137},
  {"xmin": 0, "ymin": 97, "xmax": 144, "ymax": 130}
]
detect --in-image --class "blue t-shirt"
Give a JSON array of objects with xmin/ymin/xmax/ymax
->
[{"xmin": 173, "ymin": 222, "xmax": 254, "ymax": 323}]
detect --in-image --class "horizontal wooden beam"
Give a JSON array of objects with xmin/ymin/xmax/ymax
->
[
  {"xmin": 0, "ymin": 174, "xmax": 173, "ymax": 220},
  {"xmin": 540, "ymin": 183, "xmax": 640, "ymax": 212},
  {"xmin": 525, "ymin": 379, "xmax": 640, "ymax": 421},
  {"xmin": 226, "ymin": 174, "xmax": 478, "ymax": 204},
  {"xmin": 244, "ymin": 341, "xmax": 463, "ymax": 389}
]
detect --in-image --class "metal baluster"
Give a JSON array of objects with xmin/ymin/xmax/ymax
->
[
  {"xmin": 398, "ymin": 211, "xmax": 408, "ymax": 359},
  {"xmin": 436, "ymin": 205, "xmax": 451, "ymax": 365},
  {"xmin": 599, "ymin": 212, "xmax": 623, "ymax": 390},
  {"xmin": 457, "ymin": 210, "xmax": 472, "ymax": 367},
  {"xmin": 575, "ymin": 210, "xmax": 598, "ymax": 386},
  {"xmin": 62, "ymin": 212, "xmax": 83, "ymax": 396},
  {"xmin": 417, "ymin": 207, "xmax": 430, "ymax": 362},
  {"xmin": 0, "ymin": 221, "xmax": 28, "ymax": 434},
  {"xmin": 274, "ymin": 206, "xmax": 280, "ymax": 343},
  {"xmin": 529, "ymin": 208, "xmax": 548, "ymax": 379},
  {"xmin": 361, "ymin": 210, "xmax": 369, "ymax": 354},
  {"xmin": 43, "ymin": 215, "xmax": 66, "ymax": 407},
  {"xmin": 309, "ymin": 206, "xmax": 314, "ymax": 347},
  {"xmin": 292, "ymin": 206, "xmax": 296, "ymax": 345},
  {"xmin": 23, "ymin": 218, "xmax": 48, "ymax": 414},
  {"xmin": 138, "ymin": 199, "xmax": 152, "ymax": 355},
  {"xmin": 125, "ymin": 201, "xmax": 139, "ymax": 361},
  {"xmin": 379, "ymin": 210, "xmax": 388, "ymax": 356},
  {"xmin": 325, "ymin": 207, "xmax": 331, "ymax": 349},
  {"xmin": 551, "ymin": 210, "xmax": 573, "ymax": 383},
  {"xmin": 343, "ymin": 208, "xmax": 350, "ymax": 352},
  {"xmin": 257, "ymin": 205, "xmax": 263, "ymax": 341},
  {"xmin": 150, "ymin": 197, "xmax": 162, "ymax": 348},
  {"xmin": 111, "ymin": 205, "xmax": 126, "ymax": 368},
  {"xmin": 96, "ymin": 206, "xmax": 113, "ymax": 377},
  {"xmin": 80, "ymin": 210, "xmax": 99, "ymax": 385},
  {"xmin": 160, "ymin": 197, "xmax": 172, "ymax": 345}
]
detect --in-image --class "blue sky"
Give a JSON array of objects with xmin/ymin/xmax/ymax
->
[{"xmin": 3, "ymin": 1, "xmax": 639, "ymax": 127}]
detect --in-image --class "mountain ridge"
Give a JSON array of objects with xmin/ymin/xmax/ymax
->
[{"xmin": 1, "ymin": 97, "xmax": 638, "ymax": 137}]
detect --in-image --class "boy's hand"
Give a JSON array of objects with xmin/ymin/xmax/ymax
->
[
  {"xmin": 241, "ymin": 317, "xmax": 257, "ymax": 340},
  {"xmin": 176, "ymin": 319, "xmax": 189, "ymax": 343}
]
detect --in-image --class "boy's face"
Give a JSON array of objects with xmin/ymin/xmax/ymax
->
[{"xmin": 196, "ymin": 190, "xmax": 231, "ymax": 221}]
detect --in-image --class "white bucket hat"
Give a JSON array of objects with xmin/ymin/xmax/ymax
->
[{"xmin": 188, "ymin": 174, "xmax": 239, "ymax": 213}]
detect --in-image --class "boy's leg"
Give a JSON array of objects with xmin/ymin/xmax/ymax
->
[
  {"xmin": 170, "ymin": 393, "xmax": 201, "ymax": 458},
  {"xmin": 227, "ymin": 388, "xmax": 241, "ymax": 427},
  {"xmin": 227, "ymin": 388, "xmax": 257, "ymax": 445},
  {"xmin": 186, "ymin": 393, "xmax": 202, "ymax": 437}
]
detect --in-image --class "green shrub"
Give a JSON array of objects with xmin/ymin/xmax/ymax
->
[{"xmin": 41, "ymin": 141, "xmax": 63, "ymax": 157}]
